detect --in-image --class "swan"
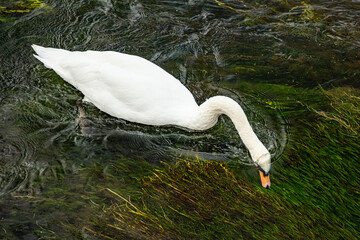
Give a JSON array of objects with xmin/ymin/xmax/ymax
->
[{"xmin": 32, "ymin": 45, "xmax": 271, "ymax": 188}]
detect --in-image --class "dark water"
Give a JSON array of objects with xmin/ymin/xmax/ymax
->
[{"xmin": 0, "ymin": 0, "xmax": 359, "ymax": 238}]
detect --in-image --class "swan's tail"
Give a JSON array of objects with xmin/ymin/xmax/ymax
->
[{"xmin": 32, "ymin": 45, "xmax": 71, "ymax": 80}]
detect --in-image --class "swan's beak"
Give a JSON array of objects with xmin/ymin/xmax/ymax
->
[{"xmin": 259, "ymin": 170, "xmax": 271, "ymax": 188}]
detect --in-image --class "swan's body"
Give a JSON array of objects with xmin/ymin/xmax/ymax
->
[{"xmin": 32, "ymin": 45, "xmax": 271, "ymax": 187}]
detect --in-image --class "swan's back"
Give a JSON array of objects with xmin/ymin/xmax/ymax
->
[{"xmin": 32, "ymin": 45, "xmax": 199, "ymax": 126}]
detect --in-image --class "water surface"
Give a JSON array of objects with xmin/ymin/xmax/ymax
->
[{"xmin": 0, "ymin": 0, "xmax": 359, "ymax": 238}]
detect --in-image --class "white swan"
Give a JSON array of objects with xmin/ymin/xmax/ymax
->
[{"xmin": 32, "ymin": 45, "xmax": 271, "ymax": 188}]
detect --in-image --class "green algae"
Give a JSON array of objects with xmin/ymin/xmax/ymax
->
[
  {"xmin": 312, "ymin": 87, "xmax": 360, "ymax": 136},
  {"xmin": 0, "ymin": 0, "xmax": 46, "ymax": 13},
  {"xmin": 0, "ymin": 0, "xmax": 47, "ymax": 23}
]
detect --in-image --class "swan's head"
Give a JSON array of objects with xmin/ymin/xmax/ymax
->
[{"xmin": 255, "ymin": 152, "xmax": 271, "ymax": 188}]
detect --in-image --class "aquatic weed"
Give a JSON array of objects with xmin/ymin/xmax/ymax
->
[{"xmin": 83, "ymin": 84, "xmax": 360, "ymax": 240}]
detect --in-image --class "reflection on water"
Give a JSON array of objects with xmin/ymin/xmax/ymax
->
[{"xmin": 0, "ymin": 0, "xmax": 359, "ymax": 238}]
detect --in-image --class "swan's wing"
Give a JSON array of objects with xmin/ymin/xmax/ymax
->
[
  {"xmin": 74, "ymin": 62, "xmax": 197, "ymax": 124},
  {"xmin": 33, "ymin": 46, "xmax": 199, "ymax": 125}
]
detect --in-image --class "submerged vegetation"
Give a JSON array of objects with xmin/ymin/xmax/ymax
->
[
  {"xmin": 87, "ymin": 160, "xmax": 289, "ymax": 239},
  {"xmin": 41, "ymin": 85, "xmax": 357, "ymax": 240},
  {"xmin": 313, "ymin": 87, "xmax": 360, "ymax": 136},
  {"xmin": 0, "ymin": 0, "xmax": 47, "ymax": 22},
  {"xmin": 0, "ymin": 0, "xmax": 359, "ymax": 239},
  {"xmin": 2, "ymin": 83, "xmax": 357, "ymax": 240}
]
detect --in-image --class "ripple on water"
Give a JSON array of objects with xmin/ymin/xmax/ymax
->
[
  {"xmin": 0, "ymin": 134, "xmax": 36, "ymax": 196},
  {"xmin": 0, "ymin": 1, "xmax": 358, "ymax": 238},
  {"xmin": 69, "ymin": 85, "xmax": 287, "ymax": 167}
]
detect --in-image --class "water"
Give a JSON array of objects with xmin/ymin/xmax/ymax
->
[{"xmin": 0, "ymin": 0, "xmax": 359, "ymax": 238}]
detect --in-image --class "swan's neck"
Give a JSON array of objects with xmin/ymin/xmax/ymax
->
[{"xmin": 183, "ymin": 96, "xmax": 269, "ymax": 164}]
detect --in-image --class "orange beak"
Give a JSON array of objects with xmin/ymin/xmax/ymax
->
[{"xmin": 259, "ymin": 170, "xmax": 271, "ymax": 188}]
